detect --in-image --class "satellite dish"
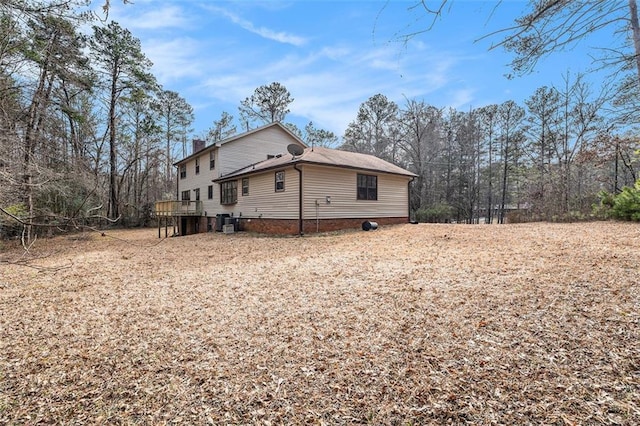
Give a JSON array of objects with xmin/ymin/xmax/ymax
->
[{"xmin": 287, "ymin": 144, "xmax": 304, "ymax": 157}]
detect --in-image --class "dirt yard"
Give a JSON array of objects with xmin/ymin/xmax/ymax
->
[{"xmin": 1, "ymin": 222, "xmax": 638, "ymax": 424}]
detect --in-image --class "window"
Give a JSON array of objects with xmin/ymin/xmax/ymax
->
[
  {"xmin": 209, "ymin": 151, "xmax": 215, "ymax": 169},
  {"xmin": 357, "ymin": 174, "xmax": 377, "ymax": 200},
  {"xmin": 242, "ymin": 178, "xmax": 249, "ymax": 196},
  {"xmin": 181, "ymin": 190, "xmax": 190, "ymax": 205},
  {"xmin": 194, "ymin": 188, "xmax": 200, "ymax": 201},
  {"xmin": 195, "ymin": 157, "xmax": 200, "ymax": 175},
  {"xmin": 275, "ymin": 171, "xmax": 285, "ymax": 192},
  {"xmin": 220, "ymin": 181, "xmax": 237, "ymax": 205},
  {"xmin": 207, "ymin": 185, "xmax": 213, "ymax": 200},
  {"xmin": 179, "ymin": 164, "xmax": 186, "ymax": 179}
]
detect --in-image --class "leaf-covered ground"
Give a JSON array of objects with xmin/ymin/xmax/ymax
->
[{"xmin": 1, "ymin": 222, "xmax": 638, "ymax": 424}]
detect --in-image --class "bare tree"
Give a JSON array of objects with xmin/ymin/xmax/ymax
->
[
  {"xmin": 398, "ymin": 100, "xmax": 443, "ymax": 210},
  {"xmin": 304, "ymin": 121, "xmax": 338, "ymax": 148},
  {"xmin": 492, "ymin": 1, "xmax": 640, "ymax": 83},
  {"xmin": 496, "ymin": 101, "xmax": 525, "ymax": 224},
  {"xmin": 553, "ymin": 73, "xmax": 607, "ymax": 213},
  {"xmin": 524, "ymin": 86, "xmax": 561, "ymax": 217},
  {"xmin": 406, "ymin": 1, "xmax": 640, "ymax": 83},
  {"xmin": 152, "ymin": 89, "xmax": 193, "ymax": 191},
  {"xmin": 477, "ymin": 104, "xmax": 499, "ymax": 223},
  {"xmin": 119, "ymin": 88, "xmax": 163, "ymax": 225},
  {"xmin": 206, "ymin": 111, "xmax": 236, "ymax": 143}
]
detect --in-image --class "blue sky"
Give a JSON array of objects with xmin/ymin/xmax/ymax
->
[{"xmin": 103, "ymin": 1, "xmax": 610, "ymax": 142}]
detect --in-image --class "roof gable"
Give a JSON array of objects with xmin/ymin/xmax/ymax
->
[
  {"xmin": 219, "ymin": 122, "xmax": 305, "ymax": 147},
  {"xmin": 174, "ymin": 122, "xmax": 306, "ymax": 166}
]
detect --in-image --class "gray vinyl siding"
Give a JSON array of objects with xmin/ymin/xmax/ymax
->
[
  {"xmin": 231, "ymin": 168, "xmax": 300, "ymax": 219},
  {"xmin": 178, "ymin": 150, "xmax": 220, "ymax": 215},
  {"xmin": 177, "ymin": 126, "xmax": 304, "ymax": 216},
  {"xmin": 302, "ymin": 166, "xmax": 409, "ymax": 219},
  {"xmin": 217, "ymin": 126, "xmax": 302, "ymax": 177}
]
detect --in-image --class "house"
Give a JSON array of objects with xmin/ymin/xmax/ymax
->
[{"xmin": 154, "ymin": 122, "xmax": 417, "ymax": 235}]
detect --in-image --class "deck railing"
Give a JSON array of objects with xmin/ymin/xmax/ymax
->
[{"xmin": 154, "ymin": 200, "xmax": 203, "ymax": 217}]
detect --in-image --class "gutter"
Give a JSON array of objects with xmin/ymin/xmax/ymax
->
[
  {"xmin": 294, "ymin": 163, "xmax": 303, "ymax": 236},
  {"xmin": 408, "ymin": 176, "xmax": 416, "ymax": 222}
]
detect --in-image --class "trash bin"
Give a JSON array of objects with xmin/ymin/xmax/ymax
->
[{"xmin": 362, "ymin": 220, "xmax": 378, "ymax": 231}]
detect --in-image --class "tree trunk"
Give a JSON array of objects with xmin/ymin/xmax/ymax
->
[
  {"xmin": 62, "ymin": 85, "xmax": 81, "ymax": 168},
  {"xmin": 486, "ymin": 128, "xmax": 493, "ymax": 224},
  {"xmin": 475, "ymin": 122, "xmax": 481, "ymax": 224},
  {"xmin": 108, "ymin": 64, "xmax": 119, "ymax": 220},
  {"xmin": 165, "ymin": 110, "xmax": 172, "ymax": 191},
  {"xmin": 629, "ymin": 0, "xmax": 640, "ymax": 85},
  {"xmin": 539, "ymin": 118, "xmax": 546, "ymax": 216},
  {"xmin": 500, "ymin": 135, "xmax": 509, "ymax": 224},
  {"xmin": 614, "ymin": 138, "xmax": 620, "ymax": 193},
  {"xmin": 22, "ymin": 43, "xmax": 54, "ymax": 243}
]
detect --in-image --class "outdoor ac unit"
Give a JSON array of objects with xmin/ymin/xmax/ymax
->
[{"xmin": 222, "ymin": 224, "xmax": 235, "ymax": 234}]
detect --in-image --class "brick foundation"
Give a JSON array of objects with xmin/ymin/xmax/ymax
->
[
  {"xmin": 178, "ymin": 216, "xmax": 408, "ymax": 235},
  {"xmin": 239, "ymin": 217, "xmax": 408, "ymax": 235}
]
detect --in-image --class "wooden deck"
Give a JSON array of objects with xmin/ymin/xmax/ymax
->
[{"xmin": 154, "ymin": 200, "xmax": 203, "ymax": 217}]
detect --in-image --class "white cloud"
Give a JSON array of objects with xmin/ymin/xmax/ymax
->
[
  {"xmin": 318, "ymin": 46, "xmax": 352, "ymax": 61},
  {"xmin": 447, "ymin": 88, "xmax": 476, "ymax": 109},
  {"xmin": 142, "ymin": 37, "xmax": 204, "ymax": 84},
  {"xmin": 105, "ymin": 1, "xmax": 494, "ymax": 138},
  {"xmin": 184, "ymin": 38, "xmax": 464, "ymax": 136},
  {"xmin": 107, "ymin": 3, "xmax": 192, "ymax": 31},
  {"xmin": 129, "ymin": 6, "xmax": 190, "ymax": 30},
  {"xmin": 285, "ymin": 72, "xmax": 370, "ymax": 133},
  {"xmin": 200, "ymin": 75, "xmax": 257, "ymax": 104},
  {"xmin": 204, "ymin": 5, "xmax": 307, "ymax": 47}
]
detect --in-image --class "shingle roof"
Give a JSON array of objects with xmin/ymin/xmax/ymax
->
[{"xmin": 215, "ymin": 146, "xmax": 417, "ymax": 182}]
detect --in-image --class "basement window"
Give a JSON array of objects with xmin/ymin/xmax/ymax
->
[{"xmin": 357, "ymin": 174, "xmax": 377, "ymax": 201}]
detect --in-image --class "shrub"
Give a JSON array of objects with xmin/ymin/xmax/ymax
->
[
  {"xmin": 415, "ymin": 203, "xmax": 454, "ymax": 223},
  {"xmin": 593, "ymin": 190, "xmax": 616, "ymax": 219},
  {"xmin": 612, "ymin": 181, "xmax": 640, "ymax": 221},
  {"xmin": 505, "ymin": 210, "xmax": 531, "ymax": 223}
]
